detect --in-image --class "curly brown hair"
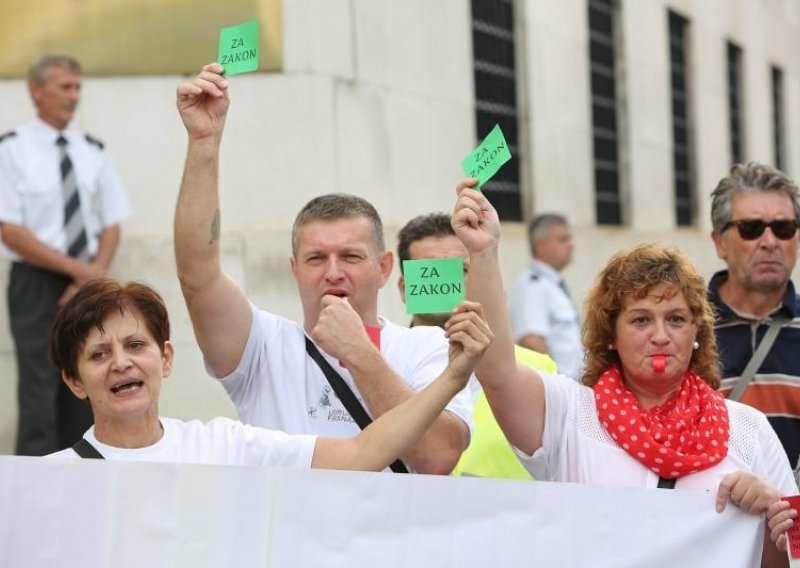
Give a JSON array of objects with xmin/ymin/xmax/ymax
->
[{"xmin": 581, "ymin": 243, "xmax": 720, "ymax": 389}]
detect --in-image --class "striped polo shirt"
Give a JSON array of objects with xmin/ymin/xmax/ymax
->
[{"xmin": 710, "ymin": 270, "xmax": 800, "ymax": 467}]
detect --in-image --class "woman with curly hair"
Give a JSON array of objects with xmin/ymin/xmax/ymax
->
[{"xmin": 450, "ymin": 180, "xmax": 797, "ymax": 567}]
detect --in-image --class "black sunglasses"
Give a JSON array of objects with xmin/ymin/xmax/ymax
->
[{"xmin": 722, "ymin": 219, "xmax": 800, "ymax": 240}]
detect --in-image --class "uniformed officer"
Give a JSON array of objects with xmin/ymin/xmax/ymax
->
[
  {"xmin": 0, "ymin": 54, "xmax": 132, "ymax": 455},
  {"xmin": 508, "ymin": 213, "xmax": 583, "ymax": 379}
]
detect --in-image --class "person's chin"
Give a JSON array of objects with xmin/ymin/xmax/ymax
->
[
  {"xmin": 751, "ymin": 272, "xmax": 789, "ymax": 291},
  {"xmin": 60, "ymin": 111, "xmax": 76, "ymax": 125},
  {"xmin": 112, "ymin": 399, "xmax": 155, "ymax": 419}
]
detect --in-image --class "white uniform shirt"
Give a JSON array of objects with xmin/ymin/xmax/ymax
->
[
  {"xmin": 0, "ymin": 118, "xmax": 132, "ymax": 261},
  {"xmin": 508, "ymin": 259, "xmax": 583, "ymax": 379}
]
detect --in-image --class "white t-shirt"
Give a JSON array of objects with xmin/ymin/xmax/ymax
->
[
  {"xmin": 516, "ymin": 372, "xmax": 798, "ymax": 495},
  {"xmin": 49, "ymin": 416, "xmax": 316, "ymax": 468},
  {"xmin": 508, "ymin": 260, "xmax": 583, "ymax": 379},
  {"xmin": 220, "ymin": 307, "xmax": 474, "ymax": 439}
]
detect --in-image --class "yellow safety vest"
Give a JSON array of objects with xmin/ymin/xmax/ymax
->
[{"xmin": 452, "ymin": 345, "xmax": 557, "ymax": 479}]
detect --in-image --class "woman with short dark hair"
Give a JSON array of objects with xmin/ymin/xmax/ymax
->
[{"xmin": 48, "ymin": 277, "xmax": 491, "ymax": 472}]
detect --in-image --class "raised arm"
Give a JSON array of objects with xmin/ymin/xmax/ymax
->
[
  {"xmin": 310, "ymin": 295, "xmax": 472, "ymax": 474},
  {"xmin": 311, "ymin": 302, "xmax": 492, "ymax": 471},
  {"xmin": 174, "ymin": 63, "xmax": 253, "ymax": 377},
  {"xmin": 451, "ymin": 180, "xmax": 546, "ymax": 455}
]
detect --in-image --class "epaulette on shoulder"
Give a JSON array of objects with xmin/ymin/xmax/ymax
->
[
  {"xmin": 0, "ymin": 131, "xmax": 17, "ymax": 144},
  {"xmin": 84, "ymin": 133, "xmax": 105, "ymax": 150}
]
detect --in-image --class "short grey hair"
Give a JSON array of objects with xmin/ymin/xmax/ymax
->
[
  {"xmin": 291, "ymin": 193, "xmax": 385, "ymax": 256},
  {"xmin": 710, "ymin": 161, "xmax": 800, "ymax": 233},
  {"xmin": 28, "ymin": 55, "xmax": 82, "ymax": 85},
  {"xmin": 528, "ymin": 213, "xmax": 568, "ymax": 255}
]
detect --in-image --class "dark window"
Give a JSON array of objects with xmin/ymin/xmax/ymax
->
[
  {"xmin": 727, "ymin": 41, "xmax": 744, "ymax": 164},
  {"xmin": 589, "ymin": 0, "xmax": 623, "ymax": 225},
  {"xmin": 471, "ymin": 0, "xmax": 521, "ymax": 220},
  {"xmin": 772, "ymin": 65, "xmax": 786, "ymax": 171},
  {"xmin": 669, "ymin": 11, "xmax": 694, "ymax": 226}
]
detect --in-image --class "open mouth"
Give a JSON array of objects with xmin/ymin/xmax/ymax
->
[{"xmin": 110, "ymin": 381, "xmax": 144, "ymax": 395}]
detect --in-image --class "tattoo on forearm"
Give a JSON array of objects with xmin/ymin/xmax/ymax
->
[{"xmin": 209, "ymin": 209, "xmax": 220, "ymax": 244}]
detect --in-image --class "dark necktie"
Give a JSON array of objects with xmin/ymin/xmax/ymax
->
[{"xmin": 56, "ymin": 135, "xmax": 89, "ymax": 260}]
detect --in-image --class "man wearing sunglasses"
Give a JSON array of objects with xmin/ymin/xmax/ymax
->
[{"xmin": 710, "ymin": 161, "xmax": 800, "ymax": 468}]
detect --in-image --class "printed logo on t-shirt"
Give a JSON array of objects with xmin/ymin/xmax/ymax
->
[
  {"xmin": 327, "ymin": 409, "xmax": 355, "ymax": 423},
  {"xmin": 309, "ymin": 385, "xmax": 356, "ymax": 424},
  {"xmin": 319, "ymin": 385, "xmax": 332, "ymax": 407}
]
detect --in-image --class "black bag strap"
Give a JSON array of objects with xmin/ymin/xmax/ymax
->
[
  {"xmin": 305, "ymin": 336, "xmax": 408, "ymax": 473},
  {"xmin": 657, "ymin": 476, "xmax": 676, "ymax": 489},
  {"xmin": 72, "ymin": 438, "xmax": 105, "ymax": 459}
]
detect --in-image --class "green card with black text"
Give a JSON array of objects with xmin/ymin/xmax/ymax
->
[
  {"xmin": 218, "ymin": 20, "xmax": 259, "ymax": 76},
  {"xmin": 403, "ymin": 258, "xmax": 465, "ymax": 314},
  {"xmin": 461, "ymin": 124, "xmax": 512, "ymax": 188}
]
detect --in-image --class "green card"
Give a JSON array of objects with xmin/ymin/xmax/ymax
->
[
  {"xmin": 218, "ymin": 19, "xmax": 260, "ymax": 76},
  {"xmin": 403, "ymin": 257, "xmax": 465, "ymax": 315},
  {"xmin": 461, "ymin": 124, "xmax": 512, "ymax": 188}
]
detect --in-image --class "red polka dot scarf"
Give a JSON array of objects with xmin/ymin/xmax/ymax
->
[{"xmin": 594, "ymin": 366, "xmax": 730, "ymax": 479}]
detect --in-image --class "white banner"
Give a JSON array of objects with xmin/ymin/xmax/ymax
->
[{"xmin": 0, "ymin": 456, "xmax": 763, "ymax": 567}]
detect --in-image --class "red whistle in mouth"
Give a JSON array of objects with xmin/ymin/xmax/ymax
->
[{"xmin": 652, "ymin": 354, "xmax": 666, "ymax": 373}]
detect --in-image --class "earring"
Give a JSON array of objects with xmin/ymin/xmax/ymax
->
[
  {"xmin": 607, "ymin": 344, "xmax": 614, "ymax": 350},
  {"xmin": 692, "ymin": 341, "xmax": 699, "ymax": 350}
]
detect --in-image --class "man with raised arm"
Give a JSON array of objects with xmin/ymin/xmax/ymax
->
[{"xmin": 173, "ymin": 63, "xmax": 473, "ymax": 474}]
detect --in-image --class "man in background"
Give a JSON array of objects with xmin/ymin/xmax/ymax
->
[
  {"xmin": 709, "ymin": 161, "xmax": 800, "ymax": 467},
  {"xmin": 0, "ymin": 55, "xmax": 131, "ymax": 455},
  {"xmin": 397, "ymin": 212, "xmax": 556, "ymax": 479},
  {"xmin": 508, "ymin": 213, "xmax": 582, "ymax": 379},
  {"xmin": 397, "ymin": 213, "xmax": 472, "ymax": 329}
]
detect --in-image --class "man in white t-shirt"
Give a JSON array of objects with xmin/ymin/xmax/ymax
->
[{"xmin": 173, "ymin": 63, "xmax": 472, "ymax": 474}]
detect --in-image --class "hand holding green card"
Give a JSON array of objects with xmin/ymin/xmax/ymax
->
[
  {"xmin": 218, "ymin": 19, "xmax": 260, "ymax": 76},
  {"xmin": 461, "ymin": 124, "xmax": 512, "ymax": 188},
  {"xmin": 403, "ymin": 258, "xmax": 465, "ymax": 315}
]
